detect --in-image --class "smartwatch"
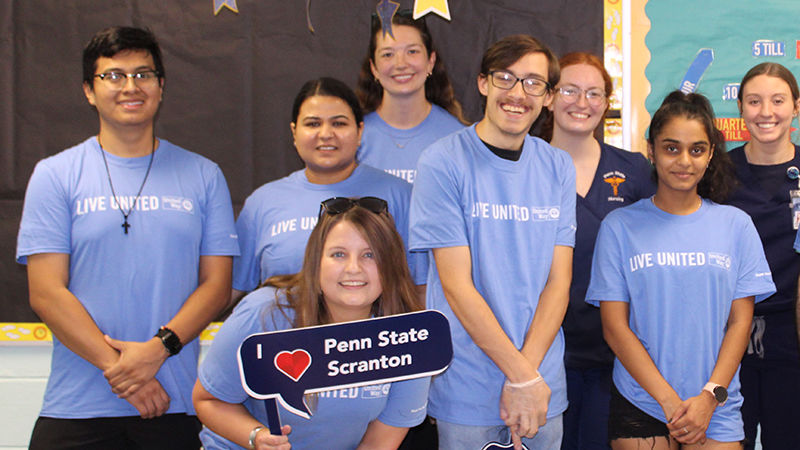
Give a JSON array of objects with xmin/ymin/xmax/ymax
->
[
  {"xmin": 155, "ymin": 326, "xmax": 183, "ymax": 356},
  {"xmin": 703, "ymin": 382, "xmax": 728, "ymax": 406}
]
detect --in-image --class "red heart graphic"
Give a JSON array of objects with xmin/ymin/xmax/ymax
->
[{"xmin": 274, "ymin": 349, "xmax": 312, "ymax": 382}]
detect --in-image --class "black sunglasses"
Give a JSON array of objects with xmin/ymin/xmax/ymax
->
[{"xmin": 319, "ymin": 196, "xmax": 388, "ymax": 218}]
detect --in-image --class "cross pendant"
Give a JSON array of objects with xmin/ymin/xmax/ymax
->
[{"xmin": 122, "ymin": 220, "xmax": 130, "ymax": 234}]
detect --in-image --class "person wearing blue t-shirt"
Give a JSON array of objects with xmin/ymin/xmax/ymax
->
[
  {"xmin": 16, "ymin": 27, "xmax": 239, "ymax": 449},
  {"xmin": 232, "ymin": 78, "xmax": 424, "ymax": 305},
  {"xmin": 725, "ymin": 62, "xmax": 800, "ymax": 450},
  {"xmin": 539, "ymin": 51, "xmax": 654, "ymax": 450},
  {"xmin": 195, "ymin": 198, "xmax": 429, "ymax": 449},
  {"xmin": 587, "ymin": 91, "xmax": 775, "ymax": 449},
  {"xmin": 410, "ymin": 35, "xmax": 575, "ymax": 450},
  {"xmin": 355, "ymin": 9, "xmax": 466, "ymax": 185}
]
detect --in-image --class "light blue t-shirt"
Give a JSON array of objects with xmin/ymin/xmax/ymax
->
[
  {"xmin": 409, "ymin": 125, "xmax": 576, "ymax": 426},
  {"xmin": 16, "ymin": 137, "xmax": 240, "ymax": 418},
  {"xmin": 198, "ymin": 287, "xmax": 429, "ymax": 449},
  {"xmin": 233, "ymin": 164, "xmax": 424, "ymax": 292},
  {"xmin": 357, "ymin": 104, "xmax": 464, "ymax": 184},
  {"xmin": 586, "ymin": 198, "xmax": 775, "ymax": 442}
]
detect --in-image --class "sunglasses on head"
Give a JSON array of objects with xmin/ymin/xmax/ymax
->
[{"xmin": 319, "ymin": 196, "xmax": 388, "ymax": 218}]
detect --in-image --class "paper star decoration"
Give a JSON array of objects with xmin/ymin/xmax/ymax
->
[
  {"xmin": 213, "ymin": 0, "xmax": 239, "ymax": 15},
  {"xmin": 376, "ymin": 0, "xmax": 401, "ymax": 38},
  {"xmin": 413, "ymin": 0, "xmax": 451, "ymax": 21}
]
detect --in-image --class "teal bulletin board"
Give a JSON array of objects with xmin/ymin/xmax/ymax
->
[{"xmin": 644, "ymin": 0, "xmax": 800, "ymax": 143}]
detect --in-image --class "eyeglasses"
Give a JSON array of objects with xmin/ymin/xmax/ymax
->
[
  {"xmin": 557, "ymin": 86, "xmax": 607, "ymax": 106},
  {"xmin": 488, "ymin": 70, "xmax": 551, "ymax": 97},
  {"xmin": 94, "ymin": 70, "xmax": 160, "ymax": 89},
  {"xmin": 319, "ymin": 196, "xmax": 388, "ymax": 218}
]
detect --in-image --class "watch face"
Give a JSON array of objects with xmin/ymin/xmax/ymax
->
[{"xmin": 713, "ymin": 385, "xmax": 728, "ymax": 403}]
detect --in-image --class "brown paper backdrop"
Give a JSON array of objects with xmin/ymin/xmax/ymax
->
[{"xmin": 0, "ymin": 0, "xmax": 601, "ymax": 320}]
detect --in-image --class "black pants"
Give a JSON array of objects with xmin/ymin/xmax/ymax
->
[{"xmin": 29, "ymin": 414, "xmax": 201, "ymax": 450}]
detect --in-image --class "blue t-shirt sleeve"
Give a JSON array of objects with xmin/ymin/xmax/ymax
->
[
  {"xmin": 232, "ymin": 196, "xmax": 262, "ymax": 292},
  {"xmin": 409, "ymin": 149, "xmax": 468, "ymax": 251},
  {"xmin": 734, "ymin": 214, "xmax": 776, "ymax": 302},
  {"xmin": 385, "ymin": 181, "xmax": 427, "ymax": 285},
  {"xmin": 16, "ymin": 161, "xmax": 72, "ymax": 263},
  {"xmin": 585, "ymin": 217, "xmax": 630, "ymax": 306},
  {"xmin": 201, "ymin": 166, "xmax": 240, "ymax": 256},
  {"xmin": 199, "ymin": 291, "xmax": 272, "ymax": 403},
  {"xmin": 556, "ymin": 153, "xmax": 577, "ymax": 247},
  {"xmin": 376, "ymin": 377, "xmax": 430, "ymax": 428}
]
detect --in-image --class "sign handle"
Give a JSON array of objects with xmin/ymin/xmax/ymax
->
[{"xmin": 264, "ymin": 398, "xmax": 282, "ymax": 435}]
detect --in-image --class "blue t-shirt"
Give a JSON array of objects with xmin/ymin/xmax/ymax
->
[
  {"xmin": 563, "ymin": 143, "xmax": 654, "ymax": 369},
  {"xmin": 410, "ymin": 125, "xmax": 576, "ymax": 425},
  {"xmin": 16, "ymin": 137, "xmax": 240, "ymax": 418},
  {"xmin": 586, "ymin": 198, "xmax": 775, "ymax": 442},
  {"xmin": 198, "ymin": 287, "xmax": 429, "ymax": 449},
  {"xmin": 233, "ymin": 164, "xmax": 425, "ymax": 292},
  {"xmin": 357, "ymin": 104, "xmax": 464, "ymax": 184}
]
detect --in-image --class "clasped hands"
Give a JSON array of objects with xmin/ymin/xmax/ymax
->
[
  {"xmin": 103, "ymin": 335, "xmax": 170, "ymax": 418},
  {"xmin": 663, "ymin": 391, "xmax": 717, "ymax": 445},
  {"xmin": 499, "ymin": 372, "xmax": 550, "ymax": 450}
]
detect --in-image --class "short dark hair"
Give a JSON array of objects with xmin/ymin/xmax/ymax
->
[
  {"xmin": 82, "ymin": 26, "xmax": 165, "ymax": 86},
  {"xmin": 291, "ymin": 77, "xmax": 364, "ymax": 124},
  {"xmin": 647, "ymin": 90, "xmax": 734, "ymax": 203},
  {"xmin": 479, "ymin": 34, "xmax": 559, "ymax": 87}
]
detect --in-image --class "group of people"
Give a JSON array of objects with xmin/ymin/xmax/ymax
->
[{"xmin": 14, "ymin": 12, "xmax": 800, "ymax": 450}]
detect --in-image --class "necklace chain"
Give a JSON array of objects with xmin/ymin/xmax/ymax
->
[{"xmin": 98, "ymin": 135, "xmax": 156, "ymax": 235}]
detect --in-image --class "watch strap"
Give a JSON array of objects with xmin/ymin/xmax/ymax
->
[{"xmin": 155, "ymin": 326, "xmax": 182, "ymax": 356}]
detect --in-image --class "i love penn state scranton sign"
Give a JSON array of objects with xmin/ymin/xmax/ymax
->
[{"xmin": 238, "ymin": 310, "xmax": 452, "ymax": 419}]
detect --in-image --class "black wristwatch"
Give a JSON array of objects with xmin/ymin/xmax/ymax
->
[
  {"xmin": 703, "ymin": 382, "xmax": 728, "ymax": 406},
  {"xmin": 155, "ymin": 326, "xmax": 183, "ymax": 356}
]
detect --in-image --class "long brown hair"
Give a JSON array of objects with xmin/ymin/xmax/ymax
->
[
  {"xmin": 356, "ymin": 10, "xmax": 467, "ymax": 124},
  {"xmin": 264, "ymin": 205, "xmax": 421, "ymax": 328}
]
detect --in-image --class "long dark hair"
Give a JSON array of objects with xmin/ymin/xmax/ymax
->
[
  {"xmin": 356, "ymin": 10, "xmax": 467, "ymax": 124},
  {"xmin": 648, "ymin": 90, "xmax": 735, "ymax": 202},
  {"xmin": 264, "ymin": 205, "xmax": 421, "ymax": 328}
]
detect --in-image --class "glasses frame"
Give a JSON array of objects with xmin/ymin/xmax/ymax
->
[
  {"xmin": 93, "ymin": 70, "xmax": 161, "ymax": 89},
  {"xmin": 556, "ymin": 85, "xmax": 607, "ymax": 106},
  {"xmin": 488, "ymin": 70, "xmax": 551, "ymax": 97},
  {"xmin": 319, "ymin": 196, "xmax": 388, "ymax": 219}
]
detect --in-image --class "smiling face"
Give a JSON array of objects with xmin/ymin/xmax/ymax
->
[
  {"xmin": 291, "ymin": 95, "xmax": 363, "ymax": 184},
  {"xmin": 319, "ymin": 220, "xmax": 383, "ymax": 323},
  {"xmin": 648, "ymin": 115, "xmax": 713, "ymax": 197},
  {"xmin": 83, "ymin": 50, "xmax": 163, "ymax": 131},
  {"xmin": 476, "ymin": 52, "xmax": 552, "ymax": 149},
  {"xmin": 550, "ymin": 63, "xmax": 608, "ymax": 137},
  {"xmin": 370, "ymin": 25, "xmax": 435, "ymax": 100},
  {"xmin": 738, "ymin": 74, "xmax": 800, "ymax": 147}
]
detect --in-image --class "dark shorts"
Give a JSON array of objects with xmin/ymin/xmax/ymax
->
[
  {"xmin": 608, "ymin": 384, "xmax": 670, "ymax": 442},
  {"xmin": 29, "ymin": 413, "xmax": 201, "ymax": 450}
]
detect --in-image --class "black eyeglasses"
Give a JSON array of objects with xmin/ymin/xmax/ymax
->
[
  {"xmin": 94, "ymin": 70, "xmax": 160, "ymax": 89},
  {"xmin": 488, "ymin": 70, "xmax": 551, "ymax": 97},
  {"xmin": 319, "ymin": 197, "xmax": 388, "ymax": 218}
]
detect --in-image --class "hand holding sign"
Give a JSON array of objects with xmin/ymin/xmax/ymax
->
[{"xmin": 238, "ymin": 310, "xmax": 452, "ymax": 433}]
